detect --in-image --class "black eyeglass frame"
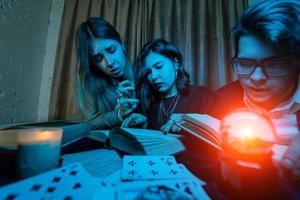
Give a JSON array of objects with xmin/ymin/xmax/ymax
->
[{"xmin": 231, "ymin": 55, "xmax": 299, "ymax": 76}]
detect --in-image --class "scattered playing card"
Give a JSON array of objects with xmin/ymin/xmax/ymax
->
[
  {"xmin": 104, "ymin": 169, "xmax": 122, "ymax": 186},
  {"xmin": 116, "ymin": 179, "xmax": 210, "ymax": 200},
  {"xmin": 178, "ymin": 163, "xmax": 206, "ymax": 186},
  {"xmin": 122, "ymin": 156, "xmax": 186, "ymax": 180},
  {"xmin": 0, "ymin": 156, "xmax": 211, "ymax": 199},
  {"xmin": 91, "ymin": 185, "xmax": 115, "ymax": 200},
  {"xmin": 0, "ymin": 162, "xmax": 101, "ymax": 200}
]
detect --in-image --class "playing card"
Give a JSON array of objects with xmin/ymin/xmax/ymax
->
[
  {"xmin": 175, "ymin": 179, "xmax": 210, "ymax": 200},
  {"xmin": 92, "ymin": 186, "xmax": 116, "ymax": 200},
  {"xmin": 177, "ymin": 163, "xmax": 206, "ymax": 186},
  {"xmin": 122, "ymin": 156, "xmax": 186, "ymax": 180},
  {"xmin": 116, "ymin": 179, "xmax": 210, "ymax": 200},
  {"xmin": 104, "ymin": 169, "xmax": 122, "ymax": 186},
  {"xmin": 0, "ymin": 162, "xmax": 100, "ymax": 200}
]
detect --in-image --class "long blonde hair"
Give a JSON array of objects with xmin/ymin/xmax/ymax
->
[{"xmin": 75, "ymin": 17, "xmax": 133, "ymax": 112}]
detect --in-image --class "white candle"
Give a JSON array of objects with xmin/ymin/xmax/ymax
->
[{"xmin": 16, "ymin": 128, "xmax": 62, "ymax": 178}]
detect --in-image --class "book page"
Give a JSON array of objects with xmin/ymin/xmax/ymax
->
[
  {"xmin": 87, "ymin": 130, "xmax": 110, "ymax": 143},
  {"xmin": 182, "ymin": 114, "xmax": 220, "ymax": 134},
  {"xmin": 110, "ymin": 128, "xmax": 185, "ymax": 155},
  {"xmin": 118, "ymin": 128, "xmax": 166, "ymax": 137},
  {"xmin": 178, "ymin": 114, "xmax": 221, "ymax": 150}
]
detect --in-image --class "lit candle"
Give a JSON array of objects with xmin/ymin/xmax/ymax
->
[{"xmin": 16, "ymin": 128, "xmax": 62, "ymax": 178}]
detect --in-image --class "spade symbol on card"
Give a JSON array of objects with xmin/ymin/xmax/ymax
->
[
  {"xmin": 170, "ymin": 169, "xmax": 178, "ymax": 175},
  {"xmin": 128, "ymin": 170, "xmax": 137, "ymax": 176},
  {"xmin": 122, "ymin": 156, "xmax": 187, "ymax": 180},
  {"xmin": 128, "ymin": 160, "xmax": 136, "ymax": 166},
  {"xmin": 165, "ymin": 160, "xmax": 173, "ymax": 166},
  {"xmin": 149, "ymin": 170, "xmax": 158, "ymax": 176},
  {"xmin": 147, "ymin": 160, "xmax": 155, "ymax": 166}
]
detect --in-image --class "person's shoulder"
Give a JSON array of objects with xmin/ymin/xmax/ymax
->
[
  {"xmin": 188, "ymin": 84, "xmax": 214, "ymax": 95},
  {"xmin": 209, "ymin": 80, "xmax": 245, "ymax": 119},
  {"xmin": 181, "ymin": 84, "xmax": 215, "ymax": 101},
  {"xmin": 179, "ymin": 84, "xmax": 215, "ymax": 113}
]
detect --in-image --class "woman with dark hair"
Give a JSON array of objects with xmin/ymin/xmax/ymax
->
[
  {"xmin": 75, "ymin": 17, "xmax": 146, "ymax": 129},
  {"xmin": 135, "ymin": 39, "xmax": 217, "ymax": 180},
  {"xmin": 135, "ymin": 39, "xmax": 215, "ymax": 132}
]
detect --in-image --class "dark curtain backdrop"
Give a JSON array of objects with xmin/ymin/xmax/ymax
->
[{"xmin": 49, "ymin": 0, "xmax": 248, "ymax": 120}]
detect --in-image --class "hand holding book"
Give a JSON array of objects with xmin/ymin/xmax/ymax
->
[
  {"xmin": 121, "ymin": 113, "xmax": 147, "ymax": 128},
  {"xmin": 116, "ymin": 80, "xmax": 139, "ymax": 118},
  {"xmin": 160, "ymin": 113, "xmax": 184, "ymax": 134}
]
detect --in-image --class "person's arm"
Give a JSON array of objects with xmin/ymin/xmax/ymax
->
[
  {"xmin": 281, "ymin": 135, "xmax": 300, "ymax": 178},
  {"xmin": 121, "ymin": 113, "xmax": 148, "ymax": 128},
  {"xmin": 160, "ymin": 86, "xmax": 216, "ymax": 133},
  {"xmin": 83, "ymin": 92, "xmax": 139, "ymax": 130},
  {"xmin": 83, "ymin": 95, "xmax": 122, "ymax": 130}
]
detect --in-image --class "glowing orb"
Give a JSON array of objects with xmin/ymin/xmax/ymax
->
[{"xmin": 220, "ymin": 109, "xmax": 276, "ymax": 154}]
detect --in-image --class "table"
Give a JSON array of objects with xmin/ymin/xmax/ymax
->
[{"xmin": 1, "ymin": 137, "xmax": 299, "ymax": 200}]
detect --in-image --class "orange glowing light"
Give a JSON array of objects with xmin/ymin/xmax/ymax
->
[
  {"xmin": 241, "ymin": 126, "xmax": 253, "ymax": 140},
  {"xmin": 220, "ymin": 109, "xmax": 277, "ymax": 154}
]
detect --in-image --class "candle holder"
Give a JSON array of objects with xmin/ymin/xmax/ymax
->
[{"xmin": 16, "ymin": 128, "xmax": 62, "ymax": 179}]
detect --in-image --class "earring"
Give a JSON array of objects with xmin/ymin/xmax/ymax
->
[{"xmin": 174, "ymin": 58, "xmax": 179, "ymax": 63}]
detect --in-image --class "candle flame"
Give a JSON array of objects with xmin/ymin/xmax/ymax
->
[{"xmin": 18, "ymin": 128, "xmax": 62, "ymax": 145}]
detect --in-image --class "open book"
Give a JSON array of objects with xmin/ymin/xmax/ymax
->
[
  {"xmin": 176, "ymin": 114, "xmax": 222, "ymax": 150},
  {"xmin": 0, "ymin": 121, "xmax": 90, "ymax": 150},
  {"xmin": 176, "ymin": 114, "xmax": 288, "ymax": 162},
  {"xmin": 87, "ymin": 128, "xmax": 185, "ymax": 155}
]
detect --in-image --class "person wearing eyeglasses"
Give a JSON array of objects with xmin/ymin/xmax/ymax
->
[
  {"xmin": 75, "ymin": 17, "xmax": 146, "ymax": 129},
  {"xmin": 210, "ymin": 0, "xmax": 300, "ymax": 195}
]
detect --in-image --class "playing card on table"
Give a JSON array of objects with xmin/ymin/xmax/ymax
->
[
  {"xmin": 0, "ymin": 162, "xmax": 101, "ymax": 200},
  {"xmin": 91, "ymin": 183, "xmax": 115, "ymax": 200},
  {"xmin": 104, "ymin": 169, "xmax": 122, "ymax": 187},
  {"xmin": 121, "ymin": 156, "xmax": 185, "ymax": 180},
  {"xmin": 178, "ymin": 163, "xmax": 206, "ymax": 186},
  {"xmin": 116, "ymin": 179, "xmax": 210, "ymax": 200}
]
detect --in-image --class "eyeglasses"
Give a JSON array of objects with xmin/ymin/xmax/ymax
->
[{"xmin": 232, "ymin": 55, "xmax": 298, "ymax": 76}]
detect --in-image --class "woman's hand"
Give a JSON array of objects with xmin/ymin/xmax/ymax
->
[
  {"xmin": 160, "ymin": 113, "xmax": 183, "ymax": 134},
  {"xmin": 116, "ymin": 80, "xmax": 138, "ymax": 118},
  {"xmin": 118, "ymin": 97, "xmax": 139, "ymax": 118},
  {"xmin": 117, "ymin": 80, "xmax": 135, "ymax": 98},
  {"xmin": 121, "ymin": 113, "xmax": 147, "ymax": 128}
]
